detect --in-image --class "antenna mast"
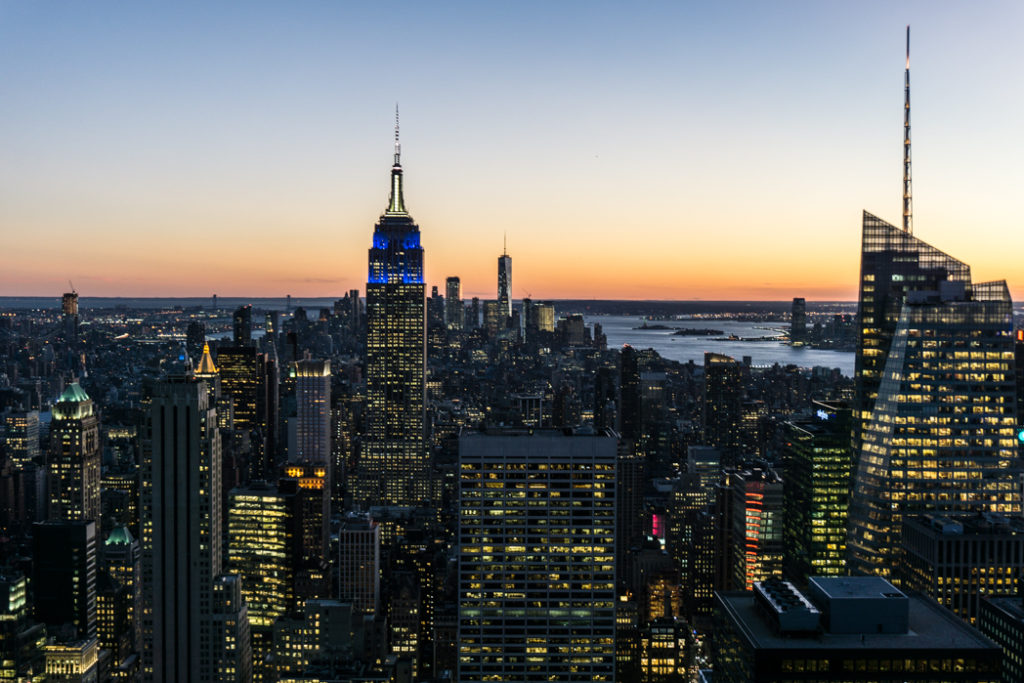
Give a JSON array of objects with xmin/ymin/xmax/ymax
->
[
  {"xmin": 394, "ymin": 103, "xmax": 401, "ymax": 166},
  {"xmin": 903, "ymin": 25, "xmax": 913, "ymax": 235}
]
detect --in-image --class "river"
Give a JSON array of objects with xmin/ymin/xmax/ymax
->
[{"xmin": 585, "ymin": 315, "xmax": 854, "ymax": 376}]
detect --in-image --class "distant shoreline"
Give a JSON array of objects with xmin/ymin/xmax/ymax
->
[{"xmin": 0, "ymin": 296, "xmax": 859, "ymax": 315}]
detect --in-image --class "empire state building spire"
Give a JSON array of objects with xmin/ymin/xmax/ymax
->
[
  {"xmin": 903, "ymin": 25, "xmax": 913, "ymax": 234},
  {"xmin": 387, "ymin": 103, "xmax": 407, "ymax": 215}
]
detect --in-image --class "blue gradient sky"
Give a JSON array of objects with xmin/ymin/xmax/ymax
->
[{"xmin": 1, "ymin": 1, "xmax": 1022, "ymax": 300}]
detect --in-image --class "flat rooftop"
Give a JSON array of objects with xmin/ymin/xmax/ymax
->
[
  {"xmin": 809, "ymin": 576, "xmax": 905, "ymax": 601},
  {"xmin": 718, "ymin": 591, "xmax": 997, "ymax": 652}
]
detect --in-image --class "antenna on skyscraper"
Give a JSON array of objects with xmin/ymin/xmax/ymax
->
[
  {"xmin": 394, "ymin": 102, "xmax": 401, "ymax": 166},
  {"xmin": 503, "ymin": 232, "xmax": 507, "ymax": 256},
  {"xmin": 903, "ymin": 25, "xmax": 912, "ymax": 235}
]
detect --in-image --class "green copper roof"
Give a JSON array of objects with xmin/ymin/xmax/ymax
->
[
  {"xmin": 58, "ymin": 383, "xmax": 90, "ymax": 403},
  {"xmin": 105, "ymin": 525, "xmax": 136, "ymax": 546}
]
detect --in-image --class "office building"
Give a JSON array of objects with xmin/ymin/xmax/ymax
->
[
  {"xmin": 533, "ymin": 302, "xmax": 554, "ymax": 333},
  {"xmin": 272, "ymin": 600, "xmax": 360, "ymax": 678},
  {"xmin": 977, "ymin": 595, "xmax": 1024, "ymax": 683},
  {"xmin": 687, "ymin": 446, "xmax": 721, "ymax": 494},
  {"xmin": 337, "ymin": 514, "xmax": 381, "ymax": 615},
  {"xmin": 497, "ymin": 248, "xmax": 512, "ymax": 326},
  {"xmin": 781, "ymin": 402, "xmax": 851, "ymax": 581},
  {"xmin": 850, "ymin": 32, "xmax": 1022, "ymax": 576},
  {"xmin": 901, "ymin": 513, "xmax": 1024, "ymax": 624},
  {"xmin": 639, "ymin": 618, "xmax": 692, "ymax": 683},
  {"xmin": 228, "ymin": 483, "xmax": 293, "ymax": 678},
  {"xmin": 482, "ymin": 300, "xmax": 502, "ymax": 338},
  {"xmin": 293, "ymin": 358, "xmax": 331, "ymax": 465},
  {"xmin": 848, "ymin": 223, "xmax": 1022, "ymax": 576},
  {"xmin": 48, "ymin": 383, "xmax": 100, "ymax": 523},
  {"xmin": 140, "ymin": 357, "xmax": 226, "ymax": 681},
  {"xmin": 233, "ymin": 304, "xmax": 253, "ymax": 346},
  {"xmin": 218, "ymin": 345, "xmax": 277, "ymax": 480},
  {"xmin": 4, "ymin": 410, "xmax": 40, "ymax": 466},
  {"xmin": 186, "ymin": 320, "xmax": 207, "ymax": 360},
  {"xmin": 620, "ymin": 345, "xmax": 644, "ymax": 443},
  {"xmin": 195, "ymin": 342, "xmax": 220, "ymax": 399},
  {"xmin": 96, "ymin": 569, "xmax": 131, "ymax": 665},
  {"xmin": 43, "ymin": 638, "xmax": 99, "ymax": 682},
  {"xmin": 714, "ymin": 576, "xmax": 1002, "ymax": 682},
  {"xmin": 32, "ymin": 520, "xmax": 97, "ymax": 640},
  {"xmin": 702, "ymin": 353, "xmax": 744, "ymax": 464},
  {"xmin": 427, "ymin": 285, "xmax": 446, "ymax": 359},
  {"xmin": 445, "ymin": 276, "xmax": 464, "ymax": 331},
  {"xmin": 61, "ymin": 290, "xmax": 80, "ymax": 342},
  {"xmin": 104, "ymin": 525, "xmax": 141, "ymax": 658},
  {"xmin": 725, "ymin": 467, "xmax": 784, "ymax": 591},
  {"xmin": 360, "ymin": 114, "xmax": 427, "ymax": 508},
  {"xmin": 458, "ymin": 429, "xmax": 616, "ymax": 682},
  {"xmin": 280, "ymin": 464, "xmax": 331, "ymax": 574},
  {"xmin": 209, "ymin": 574, "xmax": 252, "ymax": 683},
  {"xmin": 0, "ymin": 571, "xmax": 45, "ymax": 680},
  {"xmin": 790, "ymin": 297, "xmax": 807, "ymax": 344}
]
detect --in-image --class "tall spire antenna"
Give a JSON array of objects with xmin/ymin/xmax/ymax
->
[
  {"xmin": 503, "ymin": 232, "xmax": 507, "ymax": 256},
  {"xmin": 394, "ymin": 102, "xmax": 401, "ymax": 166},
  {"xmin": 386, "ymin": 103, "xmax": 407, "ymax": 214},
  {"xmin": 903, "ymin": 25, "xmax": 913, "ymax": 234}
]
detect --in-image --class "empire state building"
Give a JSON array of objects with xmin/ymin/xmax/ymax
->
[{"xmin": 357, "ymin": 115, "xmax": 428, "ymax": 508}]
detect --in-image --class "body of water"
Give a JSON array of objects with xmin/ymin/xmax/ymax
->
[{"xmin": 586, "ymin": 315, "xmax": 855, "ymax": 376}]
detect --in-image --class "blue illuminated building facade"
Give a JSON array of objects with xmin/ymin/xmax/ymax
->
[{"xmin": 357, "ymin": 119, "xmax": 428, "ymax": 508}]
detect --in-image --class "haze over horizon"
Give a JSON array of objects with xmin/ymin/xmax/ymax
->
[{"xmin": 2, "ymin": 1, "xmax": 1022, "ymax": 300}]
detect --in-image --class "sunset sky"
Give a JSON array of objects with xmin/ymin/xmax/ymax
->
[{"xmin": 2, "ymin": 1, "xmax": 1022, "ymax": 301}]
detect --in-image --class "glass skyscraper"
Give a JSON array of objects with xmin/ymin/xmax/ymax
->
[
  {"xmin": 849, "ymin": 213, "xmax": 1022, "ymax": 578},
  {"xmin": 497, "ymin": 250, "xmax": 512, "ymax": 325},
  {"xmin": 358, "ymin": 124, "xmax": 427, "ymax": 508},
  {"xmin": 781, "ymin": 401, "xmax": 851, "ymax": 581},
  {"xmin": 853, "ymin": 211, "xmax": 972, "ymax": 452}
]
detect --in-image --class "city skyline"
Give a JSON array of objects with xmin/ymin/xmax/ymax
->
[{"xmin": 2, "ymin": 2, "xmax": 1023, "ymax": 300}]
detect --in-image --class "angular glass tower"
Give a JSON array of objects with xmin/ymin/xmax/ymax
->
[
  {"xmin": 853, "ymin": 211, "xmax": 971, "ymax": 450},
  {"xmin": 358, "ymin": 121, "xmax": 427, "ymax": 508},
  {"xmin": 849, "ymin": 213, "xmax": 1022, "ymax": 577}
]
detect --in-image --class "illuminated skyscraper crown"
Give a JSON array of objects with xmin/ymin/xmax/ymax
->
[{"xmin": 368, "ymin": 106, "xmax": 423, "ymax": 285}]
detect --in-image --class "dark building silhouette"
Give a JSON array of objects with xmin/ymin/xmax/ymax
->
[
  {"xmin": 141, "ymin": 356, "xmax": 227, "ymax": 681},
  {"xmin": 186, "ymin": 320, "xmax": 207, "ymax": 361},
  {"xmin": 620, "ymin": 345, "xmax": 643, "ymax": 443},
  {"xmin": 233, "ymin": 304, "xmax": 253, "ymax": 346},
  {"xmin": 593, "ymin": 366, "xmax": 617, "ymax": 432},
  {"xmin": 217, "ymin": 346, "xmax": 278, "ymax": 480},
  {"xmin": 703, "ymin": 352, "xmax": 744, "ymax": 464},
  {"xmin": 61, "ymin": 290, "xmax": 79, "ymax": 342},
  {"xmin": 445, "ymin": 276, "xmax": 463, "ymax": 331},
  {"xmin": 790, "ymin": 297, "xmax": 807, "ymax": 344},
  {"xmin": 32, "ymin": 520, "xmax": 97, "ymax": 640}
]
